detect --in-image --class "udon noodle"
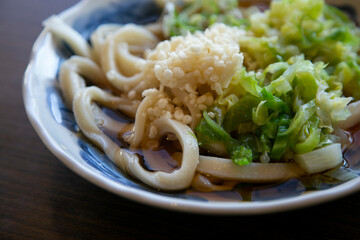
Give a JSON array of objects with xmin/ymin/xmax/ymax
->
[{"xmin": 43, "ymin": 0, "xmax": 360, "ymax": 192}]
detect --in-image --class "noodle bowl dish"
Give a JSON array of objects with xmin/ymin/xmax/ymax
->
[{"xmin": 23, "ymin": 0, "xmax": 360, "ymax": 214}]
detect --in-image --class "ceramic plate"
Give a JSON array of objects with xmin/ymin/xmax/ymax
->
[{"xmin": 23, "ymin": 0, "xmax": 360, "ymax": 214}]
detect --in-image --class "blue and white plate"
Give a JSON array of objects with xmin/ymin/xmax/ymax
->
[{"xmin": 23, "ymin": 0, "xmax": 360, "ymax": 214}]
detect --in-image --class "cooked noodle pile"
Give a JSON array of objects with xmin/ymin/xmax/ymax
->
[{"xmin": 44, "ymin": 0, "xmax": 360, "ymax": 192}]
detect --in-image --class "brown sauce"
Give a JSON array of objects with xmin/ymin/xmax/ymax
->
[{"xmin": 141, "ymin": 138, "xmax": 182, "ymax": 173}]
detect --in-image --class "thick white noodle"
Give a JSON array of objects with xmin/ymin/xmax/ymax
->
[
  {"xmin": 43, "ymin": 15, "xmax": 93, "ymax": 59},
  {"xmin": 59, "ymin": 56, "xmax": 108, "ymax": 108},
  {"xmin": 73, "ymin": 87, "xmax": 129, "ymax": 151},
  {"xmin": 100, "ymin": 24, "xmax": 159, "ymax": 92},
  {"xmin": 337, "ymin": 100, "xmax": 360, "ymax": 129},
  {"xmin": 197, "ymin": 155, "xmax": 306, "ymax": 183},
  {"xmin": 73, "ymin": 87, "xmax": 199, "ymax": 190},
  {"xmin": 191, "ymin": 173, "xmax": 237, "ymax": 192},
  {"xmin": 125, "ymin": 117, "xmax": 199, "ymax": 190},
  {"xmin": 90, "ymin": 24, "xmax": 123, "ymax": 63},
  {"xmin": 90, "ymin": 22, "xmax": 163, "ymax": 47},
  {"xmin": 130, "ymin": 89, "xmax": 159, "ymax": 148},
  {"xmin": 144, "ymin": 22, "xmax": 164, "ymax": 38},
  {"xmin": 44, "ymin": 18, "xmax": 160, "ymax": 94}
]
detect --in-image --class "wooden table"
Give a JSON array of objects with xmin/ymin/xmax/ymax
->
[{"xmin": 0, "ymin": 0, "xmax": 359, "ymax": 239}]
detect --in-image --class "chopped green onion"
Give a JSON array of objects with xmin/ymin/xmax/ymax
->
[{"xmin": 294, "ymin": 143, "xmax": 343, "ymax": 174}]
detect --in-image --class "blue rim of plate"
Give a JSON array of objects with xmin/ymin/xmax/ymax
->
[{"xmin": 23, "ymin": 0, "xmax": 360, "ymax": 215}]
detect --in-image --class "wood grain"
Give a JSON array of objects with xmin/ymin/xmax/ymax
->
[{"xmin": 0, "ymin": 0, "xmax": 359, "ymax": 239}]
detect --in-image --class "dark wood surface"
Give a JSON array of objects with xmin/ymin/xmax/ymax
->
[{"xmin": 1, "ymin": 0, "xmax": 360, "ymax": 239}]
